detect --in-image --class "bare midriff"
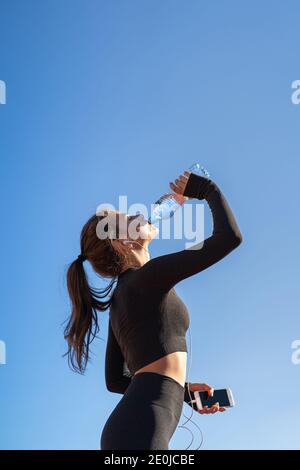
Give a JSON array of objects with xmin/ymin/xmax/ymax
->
[{"xmin": 133, "ymin": 351, "xmax": 187, "ymax": 388}]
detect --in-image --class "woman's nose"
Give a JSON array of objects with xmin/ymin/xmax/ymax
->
[
  {"xmin": 128, "ymin": 212, "xmax": 143, "ymax": 222},
  {"xmin": 134, "ymin": 211, "xmax": 144, "ymax": 220}
]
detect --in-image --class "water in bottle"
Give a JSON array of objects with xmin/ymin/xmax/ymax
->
[{"xmin": 148, "ymin": 163, "xmax": 210, "ymax": 224}]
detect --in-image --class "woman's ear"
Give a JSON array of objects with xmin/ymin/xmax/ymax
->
[{"xmin": 110, "ymin": 238, "xmax": 129, "ymax": 255}]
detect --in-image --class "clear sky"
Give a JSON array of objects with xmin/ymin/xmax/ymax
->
[{"xmin": 0, "ymin": 0, "xmax": 299, "ymax": 450}]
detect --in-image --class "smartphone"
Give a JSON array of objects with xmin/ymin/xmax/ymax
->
[{"xmin": 187, "ymin": 388, "xmax": 235, "ymax": 410}]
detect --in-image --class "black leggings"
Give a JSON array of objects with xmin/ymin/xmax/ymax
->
[{"xmin": 100, "ymin": 371, "xmax": 185, "ymax": 450}]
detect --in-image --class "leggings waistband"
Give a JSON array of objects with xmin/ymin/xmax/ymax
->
[
  {"xmin": 130, "ymin": 371, "xmax": 185, "ymax": 411},
  {"xmin": 132, "ymin": 371, "xmax": 185, "ymax": 391}
]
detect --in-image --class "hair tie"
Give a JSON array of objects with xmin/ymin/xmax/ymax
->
[{"xmin": 77, "ymin": 253, "xmax": 87, "ymax": 262}]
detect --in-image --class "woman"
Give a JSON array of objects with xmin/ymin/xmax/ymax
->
[{"xmin": 65, "ymin": 169, "xmax": 243, "ymax": 450}]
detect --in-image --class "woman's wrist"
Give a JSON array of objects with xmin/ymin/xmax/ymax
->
[{"xmin": 183, "ymin": 172, "xmax": 216, "ymax": 200}]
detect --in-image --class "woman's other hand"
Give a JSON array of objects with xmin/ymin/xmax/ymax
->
[
  {"xmin": 187, "ymin": 382, "xmax": 227, "ymax": 414},
  {"xmin": 169, "ymin": 171, "xmax": 193, "ymax": 203}
]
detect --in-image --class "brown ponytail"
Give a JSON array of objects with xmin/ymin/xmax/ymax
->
[{"xmin": 64, "ymin": 213, "xmax": 125, "ymax": 373}]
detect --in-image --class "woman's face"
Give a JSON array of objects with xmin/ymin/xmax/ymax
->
[{"xmin": 120, "ymin": 211, "xmax": 158, "ymax": 242}]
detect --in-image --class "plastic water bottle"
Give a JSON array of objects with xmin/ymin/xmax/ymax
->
[{"xmin": 148, "ymin": 163, "xmax": 210, "ymax": 224}]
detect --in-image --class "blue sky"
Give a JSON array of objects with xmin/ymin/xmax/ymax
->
[{"xmin": 0, "ymin": 0, "xmax": 299, "ymax": 450}]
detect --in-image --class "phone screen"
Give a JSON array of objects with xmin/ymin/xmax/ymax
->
[{"xmin": 199, "ymin": 389, "xmax": 231, "ymax": 408}]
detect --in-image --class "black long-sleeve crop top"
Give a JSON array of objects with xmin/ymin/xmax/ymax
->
[{"xmin": 104, "ymin": 173, "xmax": 243, "ymax": 407}]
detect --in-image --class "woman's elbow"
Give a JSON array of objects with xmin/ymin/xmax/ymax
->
[
  {"xmin": 106, "ymin": 378, "xmax": 127, "ymax": 394},
  {"xmin": 106, "ymin": 382, "xmax": 119, "ymax": 394},
  {"xmin": 230, "ymin": 230, "xmax": 243, "ymax": 248},
  {"xmin": 105, "ymin": 377, "xmax": 117, "ymax": 393},
  {"xmin": 106, "ymin": 382, "xmax": 114, "ymax": 393},
  {"xmin": 233, "ymin": 231, "xmax": 243, "ymax": 249},
  {"xmin": 222, "ymin": 230, "xmax": 243, "ymax": 251}
]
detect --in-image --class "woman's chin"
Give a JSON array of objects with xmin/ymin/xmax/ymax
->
[
  {"xmin": 149, "ymin": 224, "xmax": 159, "ymax": 238},
  {"xmin": 138, "ymin": 224, "xmax": 159, "ymax": 241}
]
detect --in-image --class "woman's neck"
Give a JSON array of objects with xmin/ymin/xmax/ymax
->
[{"xmin": 121, "ymin": 240, "xmax": 150, "ymax": 272}]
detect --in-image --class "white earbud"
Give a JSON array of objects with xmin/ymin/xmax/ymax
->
[{"xmin": 122, "ymin": 240, "xmax": 150, "ymax": 255}]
